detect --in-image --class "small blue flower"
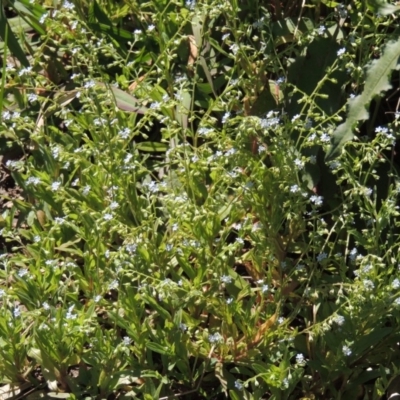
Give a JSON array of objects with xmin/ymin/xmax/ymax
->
[
  {"xmin": 234, "ymin": 380, "xmax": 243, "ymax": 390},
  {"xmin": 342, "ymin": 345, "xmax": 351, "ymax": 356},
  {"xmin": 208, "ymin": 332, "xmax": 223, "ymax": 343}
]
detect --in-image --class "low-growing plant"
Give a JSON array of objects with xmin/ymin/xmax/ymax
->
[{"xmin": 2, "ymin": 0, "xmax": 400, "ymax": 399}]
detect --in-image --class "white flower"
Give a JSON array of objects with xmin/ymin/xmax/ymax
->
[
  {"xmin": 26, "ymin": 177, "xmax": 41, "ymax": 186},
  {"xmin": 221, "ymin": 275, "xmax": 232, "ymax": 284},
  {"xmin": 342, "ymin": 345, "xmax": 351, "ymax": 356},
  {"xmin": 222, "ymin": 112, "xmax": 231, "ymax": 124},
  {"xmin": 66, "ymin": 305, "xmax": 77, "ymax": 320},
  {"xmin": 63, "ymin": 1, "xmax": 75, "ymax": 10},
  {"xmin": 103, "ymin": 213, "xmax": 113, "ymax": 221},
  {"xmin": 292, "ymin": 114, "xmax": 301, "ymax": 122},
  {"xmin": 349, "ymin": 248, "xmax": 358, "ymax": 261},
  {"xmin": 110, "ymin": 201, "xmax": 119, "ymax": 210},
  {"xmin": 179, "ymin": 322, "xmax": 187, "ymax": 331},
  {"xmin": 123, "ymin": 336, "xmax": 132, "ymax": 346},
  {"xmin": 39, "ymin": 12, "xmax": 48, "ymax": 24},
  {"xmin": 18, "ymin": 268, "xmax": 28, "ymax": 277},
  {"xmin": 363, "ymin": 279, "xmax": 374, "ymax": 291},
  {"xmin": 320, "ymin": 133, "xmax": 330, "ymax": 142},
  {"xmin": 18, "ymin": 66, "xmax": 32, "ymax": 76},
  {"xmin": 318, "ymin": 25, "xmax": 326, "ymax": 35},
  {"xmin": 392, "ymin": 279, "xmax": 400, "ymax": 289},
  {"xmin": 261, "ymin": 285, "xmax": 269, "ymax": 293},
  {"xmin": 94, "ymin": 295, "xmax": 102, "ymax": 303},
  {"xmin": 294, "ymin": 158, "xmax": 304, "ymax": 169},
  {"xmin": 317, "ymin": 252, "xmax": 327, "ymax": 262},
  {"xmin": 51, "ymin": 181, "xmax": 62, "ymax": 191},
  {"xmin": 337, "ymin": 48, "xmax": 346, "ymax": 56},
  {"xmin": 109, "ymin": 279, "xmax": 119, "ymax": 290},
  {"xmin": 82, "ymin": 185, "xmax": 91, "ymax": 195},
  {"xmin": 333, "ymin": 315, "xmax": 345, "ymax": 325},
  {"xmin": 166, "ymin": 244, "xmax": 173, "ymax": 251},
  {"xmin": 290, "ymin": 185, "xmax": 300, "ymax": 193},
  {"xmin": 365, "ymin": 188, "xmax": 373, "ymax": 196},
  {"xmin": 84, "ymin": 80, "xmax": 95, "ymax": 89},
  {"xmin": 27, "ymin": 93, "xmax": 38, "ymax": 103},
  {"xmin": 229, "ymin": 44, "xmax": 239, "ymax": 55},
  {"xmin": 310, "ymin": 195, "xmax": 323, "ymax": 206},
  {"xmin": 208, "ymin": 332, "xmax": 223, "ymax": 343},
  {"xmin": 147, "ymin": 24, "xmax": 155, "ymax": 32},
  {"xmin": 296, "ymin": 353, "xmax": 305, "ymax": 364}
]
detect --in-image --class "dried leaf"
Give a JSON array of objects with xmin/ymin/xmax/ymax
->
[
  {"xmin": 128, "ymin": 76, "xmax": 145, "ymax": 92},
  {"xmin": 187, "ymin": 35, "xmax": 198, "ymax": 66}
]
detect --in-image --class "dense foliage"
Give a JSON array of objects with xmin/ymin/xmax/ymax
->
[{"xmin": 2, "ymin": 0, "xmax": 400, "ymax": 399}]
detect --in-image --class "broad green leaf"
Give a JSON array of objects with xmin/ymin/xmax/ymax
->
[
  {"xmin": 96, "ymin": 82, "xmax": 148, "ymax": 114},
  {"xmin": 368, "ymin": 0, "xmax": 400, "ymax": 15},
  {"xmin": 272, "ymin": 17, "xmax": 314, "ymax": 45},
  {"xmin": 287, "ymin": 37, "xmax": 347, "ymax": 118},
  {"xmin": 352, "ymin": 327, "xmax": 393, "ymax": 356},
  {"xmin": 326, "ymin": 38, "xmax": 400, "ymax": 160}
]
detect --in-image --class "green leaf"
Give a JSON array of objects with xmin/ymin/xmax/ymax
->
[
  {"xmin": 320, "ymin": 0, "xmax": 340, "ymax": 6},
  {"xmin": 89, "ymin": 0, "xmax": 111, "ymax": 25},
  {"xmin": 96, "ymin": 82, "xmax": 148, "ymax": 114},
  {"xmin": 146, "ymin": 342, "xmax": 170, "ymax": 355},
  {"xmin": 228, "ymin": 391, "xmax": 242, "ymax": 400},
  {"xmin": 135, "ymin": 142, "xmax": 168, "ymax": 152},
  {"xmin": 175, "ymin": 90, "xmax": 191, "ymax": 129},
  {"xmin": 0, "ymin": 5, "xmax": 30, "ymax": 67},
  {"xmin": 352, "ymin": 327, "xmax": 393, "ymax": 356},
  {"xmin": 368, "ymin": 0, "xmax": 400, "ymax": 15},
  {"xmin": 326, "ymin": 38, "xmax": 400, "ymax": 160}
]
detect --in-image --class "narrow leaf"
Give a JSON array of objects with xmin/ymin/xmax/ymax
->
[
  {"xmin": 326, "ymin": 38, "xmax": 400, "ymax": 160},
  {"xmin": 0, "ymin": 5, "xmax": 30, "ymax": 67},
  {"xmin": 135, "ymin": 142, "xmax": 168, "ymax": 152}
]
